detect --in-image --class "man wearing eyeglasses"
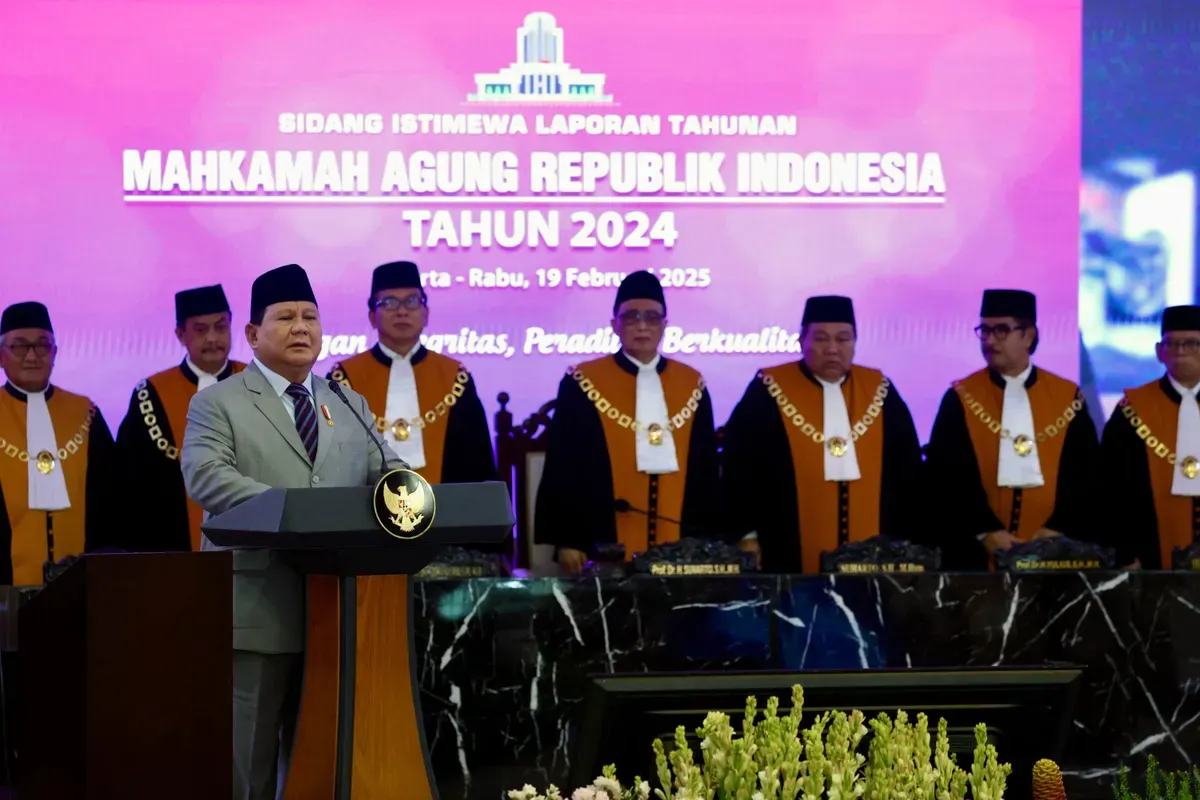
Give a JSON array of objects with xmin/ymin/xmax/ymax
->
[
  {"xmin": 721, "ymin": 296, "xmax": 923, "ymax": 573},
  {"xmin": 925, "ymin": 289, "xmax": 1099, "ymax": 568},
  {"xmin": 1100, "ymin": 305, "xmax": 1200, "ymax": 569},
  {"xmin": 535, "ymin": 270, "xmax": 721, "ymax": 574},
  {"xmin": 327, "ymin": 260, "xmax": 496, "ymax": 488},
  {"xmin": 0, "ymin": 301, "xmax": 118, "ymax": 585},
  {"xmin": 115, "ymin": 285, "xmax": 246, "ymax": 553}
]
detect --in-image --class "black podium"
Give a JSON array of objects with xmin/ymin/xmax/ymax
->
[{"xmin": 203, "ymin": 480, "xmax": 514, "ymax": 800}]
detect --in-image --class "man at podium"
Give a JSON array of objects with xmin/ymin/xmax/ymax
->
[{"xmin": 181, "ymin": 264, "xmax": 406, "ymax": 800}]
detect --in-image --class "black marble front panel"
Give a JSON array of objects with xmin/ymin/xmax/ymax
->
[{"xmin": 413, "ymin": 572, "xmax": 1200, "ymax": 800}]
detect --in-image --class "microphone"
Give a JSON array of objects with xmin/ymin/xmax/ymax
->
[
  {"xmin": 327, "ymin": 379, "xmax": 391, "ymax": 473},
  {"xmin": 613, "ymin": 498, "xmax": 698, "ymax": 534}
]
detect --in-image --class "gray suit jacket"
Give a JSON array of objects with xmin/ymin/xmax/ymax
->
[{"xmin": 181, "ymin": 362, "xmax": 406, "ymax": 654}]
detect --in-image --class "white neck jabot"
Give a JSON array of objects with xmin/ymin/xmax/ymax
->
[
  {"xmin": 379, "ymin": 342, "xmax": 427, "ymax": 470},
  {"xmin": 996, "ymin": 365, "xmax": 1045, "ymax": 489},
  {"xmin": 816, "ymin": 373, "xmax": 861, "ymax": 482},
  {"xmin": 186, "ymin": 357, "xmax": 226, "ymax": 392},
  {"xmin": 628, "ymin": 353, "xmax": 679, "ymax": 475},
  {"xmin": 1170, "ymin": 376, "xmax": 1200, "ymax": 497},
  {"xmin": 24, "ymin": 388, "xmax": 71, "ymax": 511}
]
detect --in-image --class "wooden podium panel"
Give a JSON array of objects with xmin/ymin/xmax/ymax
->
[
  {"xmin": 284, "ymin": 574, "xmax": 435, "ymax": 800},
  {"xmin": 19, "ymin": 552, "xmax": 232, "ymax": 800}
]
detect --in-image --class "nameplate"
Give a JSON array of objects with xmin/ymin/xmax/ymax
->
[
  {"xmin": 416, "ymin": 564, "xmax": 487, "ymax": 579},
  {"xmin": 1012, "ymin": 559, "xmax": 1101, "ymax": 571},
  {"xmin": 649, "ymin": 563, "xmax": 742, "ymax": 576},
  {"xmin": 835, "ymin": 562, "xmax": 926, "ymax": 574}
]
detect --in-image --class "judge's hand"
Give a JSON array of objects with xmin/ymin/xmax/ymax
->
[
  {"xmin": 737, "ymin": 538, "xmax": 763, "ymax": 569},
  {"xmin": 557, "ymin": 547, "xmax": 588, "ymax": 575},
  {"xmin": 983, "ymin": 531, "xmax": 1023, "ymax": 554},
  {"xmin": 1030, "ymin": 528, "xmax": 1063, "ymax": 541},
  {"xmin": 1121, "ymin": 558, "xmax": 1142, "ymax": 571}
]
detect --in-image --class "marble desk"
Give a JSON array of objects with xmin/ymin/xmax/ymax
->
[{"xmin": 413, "ymin": 572, "xmax": 1200, "ymax": 800}]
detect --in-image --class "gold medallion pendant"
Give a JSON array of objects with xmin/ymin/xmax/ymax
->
[
  {"xmin": 1013, "ymin": 434, "xmax": 1034, "ymax": 457},
  {"xmin": 391, "ymin": 418, "xmax": 411, "ymax": 442},
  {"xmin": 35, "ymin": 450, "xmax": 56, "ymax": 475},
  {"xmin": 647, "ymin": 423, "xmax": 665, "ymax": 446},
  {"xmin": 1183, "ymin": 456, "xmax": 1200, "ymax": 480},
  {"xmin": 827, "ymin": 436, "xmax": 848, "ymax": 458}
]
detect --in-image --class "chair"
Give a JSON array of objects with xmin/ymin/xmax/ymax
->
[{"xmin": 495, "ymin": 392, "xmax": 556, "ymax": 571}]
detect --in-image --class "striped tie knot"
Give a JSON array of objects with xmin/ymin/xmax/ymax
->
[{"xmin": 286, "ymin": 382, "xmax": 319, "ymax": 462}]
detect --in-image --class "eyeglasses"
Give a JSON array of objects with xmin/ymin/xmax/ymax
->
[
  {"xmin": 617, "ymin": 310, "xmax": 665, "ymax": 326},
  {"xmin": 1162, "ymin": 339, "xmax": 1200, "ymax": 355},
  {"xmin": 3, "ymin": 342, "xmax": 53, "ymax": 358},
  {"xmin": 372, "ymin": 295, "xmax": 426, "ymax": 312},
  {"xmin": 974, "ymin": 324, "xmax": 1026, "ymax": 341}
]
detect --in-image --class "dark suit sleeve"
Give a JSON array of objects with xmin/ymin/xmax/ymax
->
[
  {"xmin": 84, "ymin": 409, "xmax": 121, "ymax": 552},
  {"xmin": 720, "ymin": 378, "xmax": 799, "ymax": 571},
  {"xmin": 924, "ymin": 388, "xmax": 1003, "ymax": 567},
  {"xmin": 114, "ymin": 386, "xmax": 191, "ymax": 552},
  {"xmin": 441, "ymin": 375, "xmax": 498, "ymax": 484},
  {"xmin": 679, "ymin": 387, "xmax": 721, "ymax": 539},
  {"xmin": 1099, "ymin": 406, "xmax": 1159, "ymax": 568},
  {"xmin": 0, "ymin": 480, "xmax": 12, "ymax": 585},
  {"xmin": 1043, "ymin": 397, "xmax": 1101, "ymax": 539},
  {"xmin": 878, "ymin": 384, "xmax": 924, "ymax": 542},
  {"xmin": 534, "ymin": 375, "xmax": 616, "ymax": 553}
]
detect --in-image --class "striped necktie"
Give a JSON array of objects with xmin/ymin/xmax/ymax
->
[{"xmin": 285, "ymin": 382, "xmax": 318, "ymax": 463}]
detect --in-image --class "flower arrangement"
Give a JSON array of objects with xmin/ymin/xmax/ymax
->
[
  {"xmin": 1113, "ymin": 755, "xmax": 1200, "ymax": 800},
  {"xmin": 508, "ymin": 684, "xmax": 1013, "ymax": 800}
]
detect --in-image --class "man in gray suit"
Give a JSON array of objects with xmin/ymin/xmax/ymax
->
[{"xmin": 182, "ymin": 263, "xmax": 406, "ymax": 800}]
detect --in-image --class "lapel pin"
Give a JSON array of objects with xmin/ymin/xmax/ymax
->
[{"xmin": 320, "ymin": 404, "xmax": 334, "ymax": 427}]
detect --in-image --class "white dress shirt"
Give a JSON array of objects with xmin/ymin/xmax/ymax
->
[
  {"xmin": 816, "ymin": 373, "xmax": 862, "ymax": 482},
  {"xmin": 253, "ymin": 358, "xmax": 315, "ymax": 422}
]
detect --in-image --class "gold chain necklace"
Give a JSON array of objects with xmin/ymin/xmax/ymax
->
[
  {"xmin": 570, "ymin": 367, "xmax": 705, "ymax": 446},
  {"xmin": 0, "ymin": 405, "xmax": 97, "ymax": 474},
  {"xmin": 954, "ymin": 383, "xmax": 1082, "ymax": 458},
  {"xmin": 330, "ymin": 365, "xmax": 470, "ymax": 442},
  {"xmin": 1118, "ymin": 398, "xmax": 1200, "ymax": 478},
  {"xmin": 757, "ymin": 371, "xmax": 890, "ymax": 457}
]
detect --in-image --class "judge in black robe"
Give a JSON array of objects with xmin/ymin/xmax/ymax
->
[
  {"xmin": 534, "ymin": 272, "xmax": 721, "ymax": 572},
  {"xmin": 924, "ymin": 290, "xmax": 1099, "ymax": 569},
  {"xmin": 116, "ymin": 286, "xmax": 244, "ymax": 552},
  {"xmin": 1099, "ymin": 305, "xmax": 1200, "ymax": 569},
  {"xmin": 721, "ymin": 296, "xmax": 923, "ymax": 573}
]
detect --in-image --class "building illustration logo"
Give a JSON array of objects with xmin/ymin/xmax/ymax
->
[{"xmin": 468, "ymin": 12, "xmax": 614, "ymax": 104}]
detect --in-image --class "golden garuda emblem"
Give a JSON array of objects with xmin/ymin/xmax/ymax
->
[{"xmin": 372, "ymin": 469, "xmax": 436, "ymax": 539}]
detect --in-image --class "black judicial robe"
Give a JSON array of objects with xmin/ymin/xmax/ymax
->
[
  {"xmin": 326, "ymin": 344, "xmax": 497, "ymax": 485},
  {"xmin": 1099, "ymin": 377, "xmax": 1194, "ymax": 569},
  {"xmin": 924, "ymin": 367, "xmax": 1099, "ymax": 569},
  {"xmin": 0, "ymin": 383, "xmax": 119, "ymax": 585},
  {"xmin": 115, "ymin": 359, "xmax": 243, "ymax": 552},
  {"xmin": 721, "ymin": 361, "xmax": 923, "ymax": 573},
  {"xmin": 534, "ymin": 352, "xmax": 721, "ymax": 555}
]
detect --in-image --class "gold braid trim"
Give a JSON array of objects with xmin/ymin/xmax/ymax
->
[
  {"xmin": 758, "ymin": 372, "xmax": 890, "ymax": 446},
  {"xmin": 136, "ymin": 378, "xmax": 181, "ymax": 461},
  {"xmin": 954, "ymin": 383, "xmax": 1083, "ymax": 444},
  {"xmin": 331, "ymin": 363, "xmax": 471, "ymax": 435},
  {"xmin": 0, "ymin": 404, "xmax": 98, "ymax": 465},
  {"xmin": 569, "ymin": 366, "xmax": 705, "ymax": 434},
  {"xmin": 1119, "ymin": 398, "xmax": 1177, "ymax": 464}
]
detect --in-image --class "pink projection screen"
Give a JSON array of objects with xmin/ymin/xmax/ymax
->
[{"xmin": 0, "ymin": 0, "xmax": 1081, "ymax": 435}]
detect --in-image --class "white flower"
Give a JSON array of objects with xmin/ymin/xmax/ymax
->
[
  {"xmin": 593, "ymin": 776, "xmax": 621, "ymax": 796},
  {"xmin": 571, "ymin": 788, "xmax": 597, "ymax": 800},
  {"xmin": 508, "ymin": 786, "xmax": 541, "ymax": 800},
  {"xmin": 636, "ymin": 780, "xmax": 650, "ymax": 800}
]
